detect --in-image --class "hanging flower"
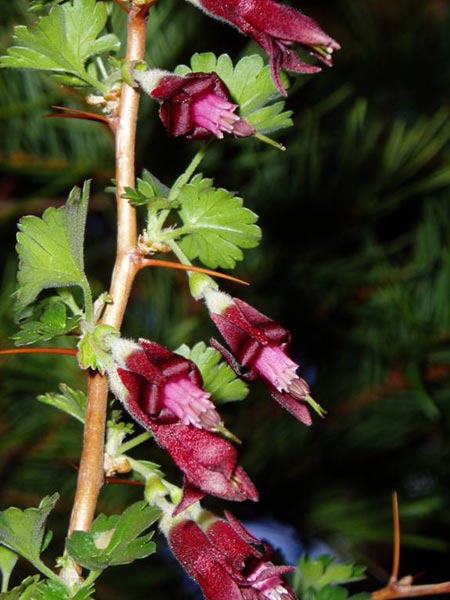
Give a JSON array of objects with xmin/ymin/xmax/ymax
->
[
  {"xmin": 184, "ymin": 0, "xmax": 340, "ymax": 95},
  {"xmin": 204, "ymin": 289, "xmax": 323, "ymax": 425},
  {"xmin": 108, "ymin": 337, "xmax": 258, "ymax": 512},
  {"xmin": 168, "ymin": 511, "xmax": 297, "ymax": 599},
  {"xmin": 134, "ymin": 68, "xmax": 255, "ymax": 139}
]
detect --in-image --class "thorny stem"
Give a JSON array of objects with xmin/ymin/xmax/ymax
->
[{"xmin": 66, "ymin": 3, "xmax": 150, "ymax": 543}]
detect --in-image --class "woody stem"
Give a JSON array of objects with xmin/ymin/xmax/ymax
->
[{"xmin": 66, "ymin": 4, "xmax": 149, "ymax": 540}]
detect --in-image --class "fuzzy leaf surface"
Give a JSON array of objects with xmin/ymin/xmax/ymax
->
[
  {"xmin": 12, "ymin": 300, "xmax": 81, "ymax": 346},
  {"xmin": 77, "ymin": 324, "xmax": 118, "ymax": 371},
  {"xmin": 66, "ymin": 501, "xmax": 160, "ymax": 570},
  {"xmin": 15, "ymin": 182, "xmax": 91, "ymax": 313},
  {"xmin": 122, "ymin": 169, "xmax": 171, "ymax": 207},
  {"xmin": 0, "ymin": 545, "xmax": 18, "ymax": 593},
  {"xmin": 37, "ymin": 384, "xmax": 86, "ymax": 423},
  {"xmin": 0, "ymin": 495, "xmax": 58, "ymax": 570},
  {"xmin": 293, "ymin": 555, "xmax": 367, "ymax": 598},
  {"xmin": 176, "ymin": 342, "xmax": 249, "ymax": 403},
  {"xmin": 28, "ymin": 579, "xmax": 94, "ymax": 600},
  {"xmin": 177, "ymin": 175, "xmax": 261, "ymax": 269},
  {"xmin": 0, "ymin": 0, "xmax": 119, "ymax": 88},
  {"xmin": 175, "ymin": 53, "xmax": 292, "ymax": 133},
  {"xmin": 0, "ymin": 575, "xmax": 41, "ymax": 600}
]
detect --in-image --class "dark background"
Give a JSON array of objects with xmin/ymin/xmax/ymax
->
[{"xmin": 2, "ymin": 0, "xmax": 450, "ymax": 597}]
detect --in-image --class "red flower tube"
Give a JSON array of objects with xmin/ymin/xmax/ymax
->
[
  {"xmin": 185, "ymin": 0, "xmax": 340, "ymax": 95},
  {"xmin": 168, "ymin": 511, "xmax": 297, "ymax": 599},
  {"xmin": 108, "ymin": 337, "xmax": 258, "ymax": 512},
  {"xmin": 204, "ymin": 289, "xmax": 322, "ymax": 425},
  {"xmin": 134, "ymin": 68, "xmax": 255, "ymax": 140}
]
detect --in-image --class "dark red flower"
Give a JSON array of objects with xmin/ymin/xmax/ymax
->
[
  {"xmin": 109, "ymin": 338, "xmax": 258, "ymax": 512},
  {"xmin": 168, "ymin": 512, "xmax": 297, "ymax": 599},
  {"xmin": 204, "ymin": 290, "xmax": 320, "ymax": 425},
  {"xmin": 185, "ymin": 0, "xmax": 340, "ymax": 95},
  {"xmin": 134, "ymin": 69, "xmax": 254, "ymax": 140}
]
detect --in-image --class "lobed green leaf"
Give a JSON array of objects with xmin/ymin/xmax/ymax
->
[
  {"xmin": 293, "ymin": 555, "xmax": 367, "ymax": 597},
  {"xmin": 0, "ymin": 575, "xmax": 41, "ymax": 600},
  {"xmin": 0, "ymin": 495, "xmax": 58, "ymax": 573},
  {"xmin": 0, "ymin": 545, "xmax": 19, "ymax": 594},
  {"xmin": 67, "ymin": 501, "xmax": 160, "ymax": 570},
  {"xmin": 15, "ymin": 181, "xmax": 91, "ymax": 315},
  {"xmin": 0, "ymin": 0, "xmax": 119, "ymax": 89},
  {"xmin": 13, "ymin": 300, "xmax": 81, "ymax": 346},
  {"xmin": 176, "ymin": 342, "xmax": 249, "ymax": 403},
  {"xmin": 37, "ymin": 384, "xmax": 86, "ymax": 424},
  {"xmin": 176, "ymin": 175, "xmax": 261, "ymax": 269}
]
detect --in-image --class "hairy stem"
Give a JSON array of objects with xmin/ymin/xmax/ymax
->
[{"xmin": 67, "ymin": 4, "xmax": 149, "ymax": 539}]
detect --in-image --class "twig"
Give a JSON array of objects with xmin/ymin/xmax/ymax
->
[
  {"xmin": 391, "ymin": 491, "xmax": 400, "ymax": 584},
  {"xmin": 372, "ymin": 580, "xmax": 450, "ymax": 600},
  {"xmin": 371, "ymin": 493, "xmax": 450, "ymax": 600}
]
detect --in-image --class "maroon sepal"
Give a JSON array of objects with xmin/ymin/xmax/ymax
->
[
  {"xmin": 192, "ymin": 0, "xmax": 340, "ymax": 95},
  {"xmin": 168, "ymin": 513, "xmax": 297, "ymax": 599},
  {"xmin": 120, "ymin": 338, "xmax": 202, "ymax": 417},
  {"xmin": 209, "ymin": 298, "xmax": 313, "ymax": 426},
  {"xmin": 149, "ymin": 421, "xmax": 258, "ymax": 511},
  {"xmin": 169, "ymin": 520, "xmax": 244, "ymax": 600},
  {"xmin": 117, "ymin": 338, "xmax": 258, "ymax": 510},
  {"xmin": 269, "ymin": 386, "xmax": 312, "ymax": 425},
  {"xmin": 151, "ymin": 72, "xmax": 232, "ymax": 140},
  {"xmin": 209, "ymin": 337, "xmax": 259, "ymax": 383},
  {"xmin": 210, "ymin": 298, "xmax": 290, "ymax": 368}
]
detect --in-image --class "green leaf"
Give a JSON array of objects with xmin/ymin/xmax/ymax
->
[
  {"xmin": 0, "ymin": 0, "xmax": 119, "ymax": 89},
  {"xmin": 176, "ymin": 175, "xmax": 261, "ymax": 269},
  {"xmin": 12, "ymin": 299, "xmax": 81, "ymax": 346},
  {"xmin": 0, "ymin": 495, "xmax": 58, "ymax": 576},
  {"xmin": 15, "ymin": 181, "xmax": 91, "ymax": 314},
  {"xmin": 123, "ymin": 170, "xmax": 171, "ymax": 209},
  {"xmin": 77, "ymin": 324, "xmax": 118, "ymax": 371},
  {"xmin": 293, "ymin": 555, "xmax": 366, "ymax": 596},
  {"xmin": 0, "ymin": 575, "xmax": 41, "ymax": 600},
  {"xmin": 37, "ymin": 384, "xmax": 86, "ymax": 424},
  {"xmin": 175, "ymin": 53, "xmax": 292, "ymax": 134},
  {"xmin": 32, "ymin": 579, "xmax": 71, "ymax": 600},
  {"xmin": 0, "ymin": 546, "xmax": 18, "ymax": 594},
  {"xmin": 176, "ymin": 342, "xmax": 249, "ymax": 403},
  {"xmin": 18, "ymin": 579, "xmax": 90, "ymax": 600},
  {"xmin": 67, "ymin": 501, "xmax": 160, "ymax": 570}
]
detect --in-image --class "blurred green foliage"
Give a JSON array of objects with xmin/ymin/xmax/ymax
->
[{"xmin": 2, "ymin": 0, "xmax": 450, "ymax": 597}]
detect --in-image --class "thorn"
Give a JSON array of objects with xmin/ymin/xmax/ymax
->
[
  {"xmin": 0, "ymin": 347, "xmax": 78, "ymax": 356},
  {"xmin": 390, "ymin": 491, "xmax": 400, "ymax": 583},
  {"xmin": 46, "ymin": 105, "xmax": 110, "ymax": 125},
  {"xmin": 138, "ymin": 257, "xmax": 250, "ymax": 286},
  {"xmin": 104, "ymin": 476, "xmax": 145, "ymax": 486}
]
